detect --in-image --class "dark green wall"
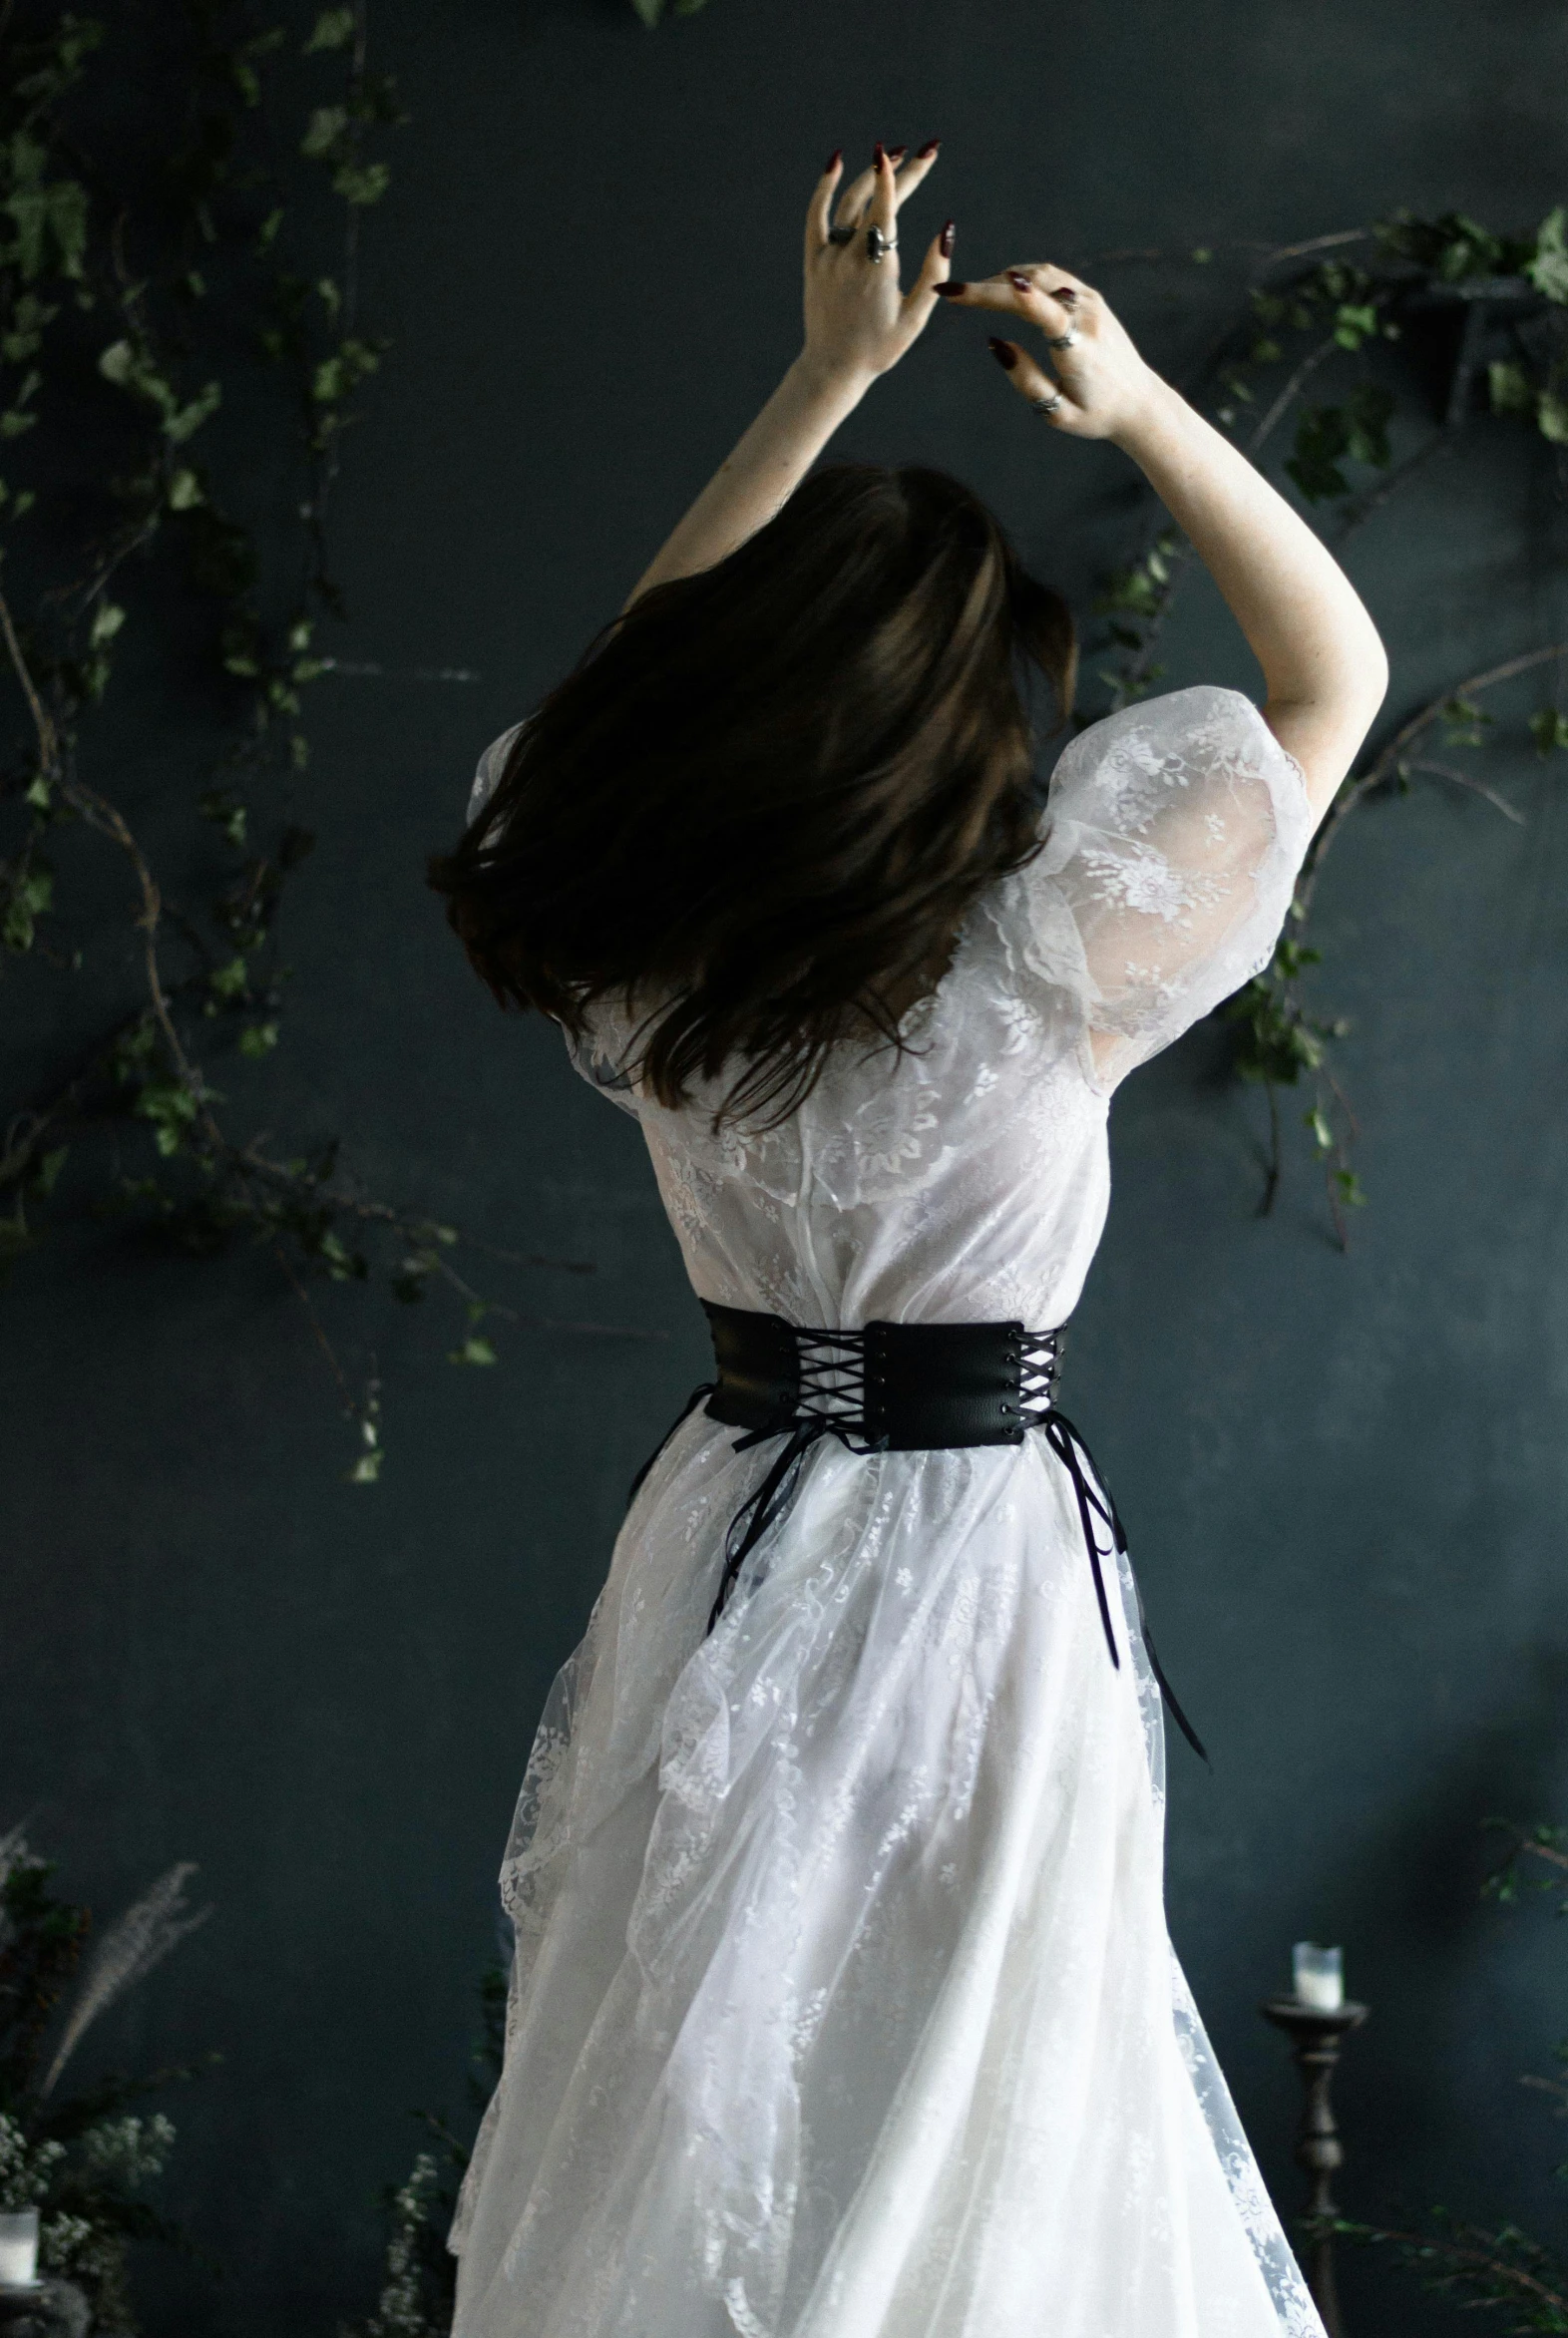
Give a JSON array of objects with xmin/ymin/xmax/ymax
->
[{"xmin": 4, "ymin": 2, "xmax": 1567, "ymax": 2330}]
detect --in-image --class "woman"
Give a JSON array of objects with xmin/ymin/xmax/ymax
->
[{"xmin": 432, "ymin": 138, "xmax": 1386, "ymax": 2338}]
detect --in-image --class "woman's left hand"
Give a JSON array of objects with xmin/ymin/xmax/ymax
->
[{"xmin": 800, "ymin": 141, "xmax": 953, "ymax": 391}]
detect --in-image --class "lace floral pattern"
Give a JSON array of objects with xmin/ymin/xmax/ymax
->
[{"xmin": 450, "ymin": 688, "xmax": 1323, "ymax": 2337}]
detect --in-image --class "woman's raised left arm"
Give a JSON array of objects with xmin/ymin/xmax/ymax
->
[{"xmin": 622, "ymin": 141, "xmax": 953, "ymax": 610}]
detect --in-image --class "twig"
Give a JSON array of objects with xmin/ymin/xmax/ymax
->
[
  {"xmin": 1346, "ymin": 2223, "xmax": 1568, "ymax": 2314},
  {"xmin": 1298, "ymin": 639, "xmax": 1568, "ymax": 914},
  {"xmin": 1247, "ymin": 331, "xmax": 1342, "ymax": 459},
  {"xmin": 1407, "ymin": 758, "xmax": 1527, "ymax": 823},
  {"xmin": 1258, "ymin": 1079, "xmax": 1282, "ymax": 1217}
]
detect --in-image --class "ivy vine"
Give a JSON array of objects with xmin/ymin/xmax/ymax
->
[
  {"xmin": 0, "ymin": 3, "xmax": 627, "ymax": 1481},
  {"xmin": 1084, "ymin": 207, "xmax": 1568, "ymax": 1242}
]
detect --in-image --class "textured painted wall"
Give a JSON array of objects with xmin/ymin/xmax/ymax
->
[{"xmin": 4, "ymin": 0, "xmax": 1566, "ymax": 2329}]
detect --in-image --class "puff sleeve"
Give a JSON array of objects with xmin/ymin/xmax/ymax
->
[{"xmin": 1006, "ymin": 684, "xmax": 1314, "ymax": 1090}]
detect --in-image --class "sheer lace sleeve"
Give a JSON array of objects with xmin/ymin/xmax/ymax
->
[{"xmin": 1006, "ymin": 684, "xmax": 1313, "ymax": 1091}]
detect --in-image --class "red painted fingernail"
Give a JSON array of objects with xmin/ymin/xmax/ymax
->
[
  {"xmin": 826, "ymin": 149, "xmax": 842, "ymax": 173},
  {"xmin": 873, "ymin": 141, "xmax": 887, "ymax": 167},
  {"xmin": 940, "ymin": 219, "xmax": 956, "ymax": 257},
  {"xmin": 917, "ymin": 138, "xmax": 941, "ymax": 158},
  {"xmin": 889, "ymin": 145, "xmax": 908, "ymax": 161},
  {"xmin": 1052, "ymin": 285, "xmax": 1078, "ymax": 302},
  {"xmin": 1008, "ymin": 270, "xmax": 1032, "ymax": 292},
  {"xmin": 987, "ymin": 337, "xmax": 1018, "ymax": 370},
  {"xmin": 933, "ymin": 279, "xmax": 967, "ymax": 298}
]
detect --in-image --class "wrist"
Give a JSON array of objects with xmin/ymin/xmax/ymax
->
[
  {"xmin": 789, "ymin": 348, "xmax": 875, "ymax": 411},
  {"xmin": 1107, "ymin": 369, "xmax": 1190, "ymax": 460}
]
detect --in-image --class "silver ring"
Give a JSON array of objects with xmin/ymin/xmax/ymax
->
[
  {"xmin": 827, "ymin": 224, "xmax": 856, "ymax": 246},
  {"xmin": 1030, "ymin": 389, "xmax": 1064, "ymax": 417},
  {"xmin": 1045, "ymin": 325, "xmax": 1080, "ymax": 350},
  {"xmin": 866, "ymin": 224, "xmax": 898, "ymax": 264}
]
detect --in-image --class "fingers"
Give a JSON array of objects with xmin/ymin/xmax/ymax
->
[
  {"xmin": 806, "ymin": 152, "xmax": 843, "ymax": 259},
  {"xmin": 868, "ymin": 143, "xmax": 898, "ymax": 240},
  {"xmin": 985, "ymin": 337, "xmax": 1082, "ymax": 430},
  {"xmin": 997, "ymin": 264, "xmax": 1095, "ymax": 350},
  {"xmin": 890, "ymin": 139, "xmax": 941, "ymax": 213},
  {"xmin": 903, "ymin": 219, "xmax": 957, "ymax": 316},
  {"xmin": 936, "ymin": 263, "xmax": 1096, "ymax": 338},
  {"xmin": 832, "ymin": 158, "xmax": 880, "ymax": 236},
  {"xmin": 829, "ymin": 139, "xmax": 939, "ymax": 235}
]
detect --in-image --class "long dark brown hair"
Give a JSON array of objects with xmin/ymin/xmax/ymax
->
[{"xmin": 428, "ymin": 463, "xmax": 1075, "ymax": 1124}]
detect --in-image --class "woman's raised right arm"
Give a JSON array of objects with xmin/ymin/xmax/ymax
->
[
  {"xmin": 937, "ymin": 263, "xmax": 1388, "ymax": 817},
  {"xmin": 1102, "ymin": 381, "xmax": 1388, "ymax": 817}
]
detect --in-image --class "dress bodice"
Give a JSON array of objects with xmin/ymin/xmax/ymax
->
[{"xmin": 469, "ymin": 685, "xmax": 1312, "ymax": 1332}]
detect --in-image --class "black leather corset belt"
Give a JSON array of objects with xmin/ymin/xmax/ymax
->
[{"xmin": 628, "ymin": 1302, "xmax": 1206, "ymax": 1762}]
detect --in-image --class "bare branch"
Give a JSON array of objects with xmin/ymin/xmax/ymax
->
[{"xmin": 1407, "ymin": 758, "xmax": 1528, "ymax": 824}]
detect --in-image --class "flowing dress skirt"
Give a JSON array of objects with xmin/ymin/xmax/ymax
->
[{"xmin": 449, "ymin": 1412, "xmax": 1324, "ymax": 2338}]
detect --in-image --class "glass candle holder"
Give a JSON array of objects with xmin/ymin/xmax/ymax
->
[
  {"xmin": 0, "ymin": 2206, "xmax": 40, "ymax": 2287},
  {"xmin": 1292, "ymin": 1940, "xmax": 1345, "ymax": 2012}
]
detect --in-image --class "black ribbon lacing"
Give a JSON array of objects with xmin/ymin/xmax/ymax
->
[
  {"xmin": 626, "ymin": 1374, "xmax": 1208, "ymax": 1765},
  {"xmin": 1037, "ymin": 1407, "xmax": 1208, "ymax": 1763}
]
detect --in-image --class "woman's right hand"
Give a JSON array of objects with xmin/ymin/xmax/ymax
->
[
  {"xmin": 800, "ymin": 141, "xmax": 954, "ymax": 392},
  {"xmin": 935, "ymin": 263, "xmax": 1167, "ymax": 444}
]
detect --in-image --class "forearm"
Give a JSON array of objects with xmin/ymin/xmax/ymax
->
[
  {"xmin": 622, "ymin": 356, "xmax": 868, "ymax": 612},
  {"xmin": 1113, "ymin": 380, "xmax": 1388, "ymax": 807}
]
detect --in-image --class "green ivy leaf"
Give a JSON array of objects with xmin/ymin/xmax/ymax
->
[
  {"xmin": 1538, "ymin": 389, "xmax": 1568, "ymax": 446},
  {"xmin": 2, "ymin": 138, "xmax": 89, "ymax": 281},
  {"xmin": 1488, "ymin": 359, "xmax": 1534, "ymax": 414},
  {"xmin": 315, "ymin": 1227, "xmax": 367, "ymax": 1280},
  {"xmin": 207, "ymin": 954, "xmax": 250, "ymax": 1000},
  {"xmin": 1441, "ymin": 694, "xmax": 1493, "ymax": 747},
  {"xmin": 89, "ymin": 600, "xmax": 125, "ymax": 647},
  {"xmin": 238, "ymin": 1020, "xmax": 279, "ymax": 1058},
  {"xmin": 305, "ymin": 7, "xmax": 357, "ymax": 50},
  {"xmin": 332, "ymin": 162, "xmax": 390, "ymax": 206},
  {"xmin": 135, "ymin": 1081, "xmax": 201, "ymax": 1156},
  {"xmin": 300, "ymin": 105, "xmax": 349, "ymax": 159},
  {"xmin": 1524, "ymin": 205, "xmax": 1568, "ymax": 304},
  {"xmin": 449, "ymin": 1333, "xmax": 498, "ymax": 1365},
  {"xmin": 164, "ymin": 380, "xmax": 221, "ymax": 443},
  {"xmin": 1286, "ymin": 385, "xmax": 1393, "ymax": 503},
  {"xmin": 1528, "ymin": 708, "xmax": 1568, "ymax": 757},
  {"xmin": 1333, "ymin": 301, "xmax": 1378, "ymax": 349},
  {"xmin": 311, "ymin": 336, "xmax": 381, "ymax": 403}
]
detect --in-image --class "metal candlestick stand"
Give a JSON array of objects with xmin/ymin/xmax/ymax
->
[{"xmin": 1260, "ymin": 1996, "xmax": 1369, "ymax": 2338}]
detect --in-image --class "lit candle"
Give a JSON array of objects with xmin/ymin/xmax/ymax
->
[
  {"xmin": 1292, "ymin": 1940, "xmax": 1345, "ymax": 2012},
  {"xmin": 0, "ymin": 2207, "xmax": 39, "ymax": 2287}
]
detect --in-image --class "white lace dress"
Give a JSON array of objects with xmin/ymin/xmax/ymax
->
[{"xmin": 448, "ymin": 685, "xmax": 1326, "ymax": 2338}]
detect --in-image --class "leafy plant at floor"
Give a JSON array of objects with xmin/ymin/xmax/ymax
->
[
  {"xmin": 1331, "ymin": 1822, "xmax": 1568, "ymax": 2331},
  {"xmin": 0, "ymin": 2, "xmax": 616, "ymax": 1478},
  {"xmin": 340, "ymin": 1965, "xmax": 506, "ymax": 2338},
  {"xmin": 0, "ymin": 1824, "xmax": 216, "ymax": 2334},
  {"xmin": 1084, "ymin": 207, "xmax": 1568, "ymax": 1242}
]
